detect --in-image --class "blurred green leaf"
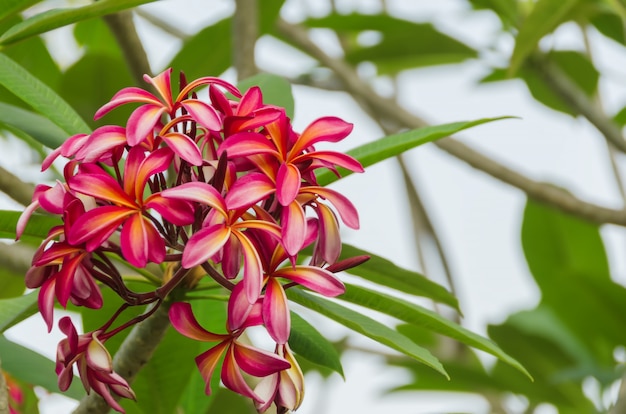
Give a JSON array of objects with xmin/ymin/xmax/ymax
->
[
  {"xmin": 289, "ymin": 312, "xmax": 344, "ymax": 378},
  {"xmin": 0, "ymin": 211, "xmax": 61, "ymax": 242},
  {"xmin": 0, "ymin": 0, "xmax": 41, "ymax": 23},
  {"xmin": 0, "ymin": 102, "xmax": 68, "ymax": 148},
  {"xmin": 0, "ymin": 293, "xmax": 37, "ymax": 333},
  {"xmin": 547, "ymin": 50, "xmax": 598, "ymax": 96},
  {"xmin": 521, "ymin": 199, "xmax": 626, "ymax": 368},
  {"xmin": 168, "ymin": 18, "xmax": 232, "ymax": 80},
  {"xmin": 238, "ymin": 73, "xmax": 294, "ymax": 120},
  {"xmin": 468, "ymin": 0, "xmax": 519, "ymax": 27},
  {"xmin": 287, "ymin": 288, "xmax": 448, "ymax": 378},
  {"xmin": 591, "ymin": 12, "xmax": 625, "ymax": 45},
  {"xmin": 305, "ymin": 14, "xmax": 476, "ymax": 74},
  {"xmin": 0, "ymin": 0, "xmax": 157, "ymax": 46},
  {"xmin": 337, "ymin": 244, "xmax": 458, "ymax": 310},
  {"xmin": 0, "ymin": 335, "xmax": 85, "ymax": 400},
  {"xmin": 60, "ymin": 53, "xmax": 135, "ymax": 129},
  {"xmin": 316, "ymin": 117, "xmax": 512, "ymax": 186},
  {"xmin": 0, "ymin": 53, "xmax": 90, "ymax": 137},
  {"xmin": 205, "ymin": 388, "xmax": 256, "ymax": 414},
  {"xmin": 339, "ymin": 283, "xmax": 530, "ymax": 379},
  {"xmin": 509, "ymin": 0, "xmax": 581, "ymax": 74},
  {"xmin": 73, "ymin": 18, "xmax": 123, "ymax": 58},
  {"xmin": 613, "ymin": 105, "xmax": 626, "ymax": 127},
  {"xmin": 0, "ymin": 269, "xmax": 27, "ymax": 299}
]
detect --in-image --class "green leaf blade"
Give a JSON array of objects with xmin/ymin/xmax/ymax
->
[
  {"xmin": 0, "ymin": 293, "xmax": 38, "ymax": 333},
  {"xmin": 0, "ymin": 101, "xmax": 68, "ymax": 148},
  {"xmin": 289, "ymin": 312, "xmax": 344, "ymax": 378},
  {"xmin": 316, "ymin": 117, "xmax": 512, "ymax": 186},
  {"xmin": 287, "ymin": 289, "xmax": 448, "ymax": 378},
  {"xmin": 0, "ymin": 53, "xmax": 90, "ymax": 138},
  {"xmin": 238, "ymin": 73, "xmax": 294, "ymax": 120}
]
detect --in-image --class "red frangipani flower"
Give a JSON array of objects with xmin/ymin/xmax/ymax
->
[{"xmin": 20, "ymin": 68, "xmax": 365, "ymax": 413}]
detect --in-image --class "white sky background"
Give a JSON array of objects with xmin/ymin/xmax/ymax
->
[{"xmin": 5, "ymin": 0, "xmax": 626, "ymax": 413}]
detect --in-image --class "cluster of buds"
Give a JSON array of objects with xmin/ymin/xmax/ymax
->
[{"xmin": 18, "ymin": 69, "xmax": 364, "ymax": 412}]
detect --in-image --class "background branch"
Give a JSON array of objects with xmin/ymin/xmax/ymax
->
[
  {"xmin": 0, "ymin": 358, "xmax": 8, "ymax": 414},
  {"xmin": 0, "ymin": 165, "xmax": 35, "ymax": 206},
  {"xmin": 233, "ymin": 0, "xmax": 259, "ymax": 80},
  {"xmin": 277, "ymin": 19, "xmax": 626, "ymax": 227},
  {"xmin": 104, "ymin": 11, "xmax": 153, "ymax": 84}
]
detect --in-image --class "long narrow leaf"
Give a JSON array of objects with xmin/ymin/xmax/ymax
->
[
  {"xmin": 0, "ymin": 335, "xmax": 85, "ymax": 400},
  {"xmin": 316, "ymin": 117, "xmax": 511, "ymax": 186},
  {"xmin": 287, "ymin": 288, "xmax": 448, "ymax": 378},
  {"xmin": 0, "ymin": 0, "xmax": 157, "ymax": 46},
  {"xmin": 340, "ymin": 283, "xmax": 531, "ymax": 379},
  {"xmin": 0, "ymin": 293, "xmax": 37, "ymax": 333},
  {"xmin": 339, "ymin": 243, "xmax": 459, "ymax": 311},
  {"xmin": 0, "ymin": 210, "xmax": 60, "ymax": 242},
  {"xmin": 0, "ymin": 53, "xmax": 90, "ymax": 137},
  {"xmin": 0, "ymin": 0, "xmax": 42, "ymax": 23},
  {"xmin": 289, "ymin": 312, "xmax": 344, "ymax": 378},
  {"xmin": 0, "ymin": 101, "xmax": 68, "ymax": 148}
]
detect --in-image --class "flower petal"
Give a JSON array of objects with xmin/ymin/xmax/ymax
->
[
  {"xmin": 120, "ymin": 214, "xmax": 165, "ymax": 267},
  {"xmin": 169, "ymin": 302, "xmax": 228, "ymax": 342},
  {"xmin": 76, "ymin": 126, "xmax": 127, "ymax": 163},
  {"xmin": 127, "ymin": 104, "xmax": 166, "ymax": 146},
  {"xmin": 294, "ymin": 150, "xmax": 364, "ymax": 173},
  {"xmin": 94, "ymin": 87, "xmax": 162, "ymax": 120},
  {"xmin": 86, "ymin": 335, "xmax": 112, "ymax": 372},
  {"xmin": 225, "ymin": 173, "xmax": 275, "ymax": 211},
  {"xmin": 39, "ymin": 277, "xmax": 56, "ymax": 332},
  {"xmin": 232, "ymin": 342, "xmax": 291, "ymax": 377},
  {"xmin": 161, "ymin": 132, "xmax": 203, "ymax": 166},
  {"xmin": 196, "ymin": 341, "xmax": 229, "ymax": 395},
  {"xmin": 233, "ymin": 231, "xmax": 264, "ymax": 304},
  {"xmin": 182, "ymin": 224, "xmax": 231, "ymax": 268},
  {"xmin": 217, "ymin": 132, "xmax": 279, "ymax": 159},
  {"xmin": 274, "ymin": 266, "xmax": 345, "ymax": 297},
  {"xmin": 222, "ymin": 346, "xmax": 262, "ymax": 402},
  {"xmin": 281, "ymin": 201, "xmax": 306, "ymax": 257},
  {"xmin": 161, "ymin": 182, "xmax": 227, "ymax": 217},
  {"xmin": 262, "ymin": 278, "xmax": 290, "ymax": 344},
  {"xmin": 144, "ymin": 69, "xmax": 173, "ymax": 108},
  {"xmin": 227, "ymin": 282, "xmax": 254, "ymax": 332},
  {"xmin": 291, "ymin": 116, "xmax": 353, "ymax": 155},
  {"xmin": 69, "ymin": 173, "xmax": 135, "ymax": 209},
  {"xmin": 181, "ymin": 99, "xmax": 221, "ymax": 131},
  {"xmin": 315, "ymin": 203, "xmax": 341, "ymax": 265},
  {"xmin": 300, "ymin": 186, "xmax": 359, "ymax": 229},
  {"xmin": 145, "ymin": 194, "xmax": 195, "ymax": 226},
  {"xmin": 67, "ymin": 205, "xmax": 133, "ymax": 250},
  {"xmin": 276, "ymin": 163, "xmax": 301, "ymax": 206}
]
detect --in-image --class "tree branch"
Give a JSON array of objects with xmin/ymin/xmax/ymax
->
[
  {"xmin": 0, "ymin": 165, "xmax": 35, "ymax": 206},
  {"xmin": 72, "ymin": 303, "xmax": 172, "ymax": 414},
  {"xmin": 103, "ymin": 11, "xmax": 153, "ymax": 84},
  {"xmin": 531, "ymin": 56, "xmax": 626, "ymax": 153},
  {"xmin": 233, "ymin": 0, "xmax": 259, "ymax": 80},
  {"xmin": 276, "ymin": 19, "xmax": 626, "ymax": 227},
  {"xmin": 0, "ymin": 358, "xmax": 8, "ymax": 414}
]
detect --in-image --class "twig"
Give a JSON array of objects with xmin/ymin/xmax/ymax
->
[
  {"xmin": 530, "ymin": 55, "xmax": 626, "ymax": 153},
  {"xmin": 0, "ymin": 165, "xmax": 35, "ymax": 206},
  {"xmin": 134, "ymin": 8, "xmax": 190, "ymax": 40},
  {"xmin": 0, "ymin": 358, "xmax": 8, "ymax": 414},
  {"xmin": 233, "ymin": 0, "xmax": 258, "ymax": 80},
  {"xmin": 72, "ymin": 302, "xmax": 172, "ymax": 414},
  {"xmin": 103, "ymin": 11, "xmax": 153, "ymax": 84},
  {"xmin": 276, "ymin": 19, "xmax": 626, "ymax": 227}
]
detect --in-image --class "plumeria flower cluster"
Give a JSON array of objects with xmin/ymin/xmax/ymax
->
[{"xmin": 18, "ymin": 69, "xmax": 365, "ymax": 413}]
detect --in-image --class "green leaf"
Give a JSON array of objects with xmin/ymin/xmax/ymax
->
[
  {"xmin": 0, "ymin": 293, "xmax": 37, "ymax": 333},
  {"xmin": 316, "ymin": 117, "xmax": 511, "ymax": 186},
  {"xmin": 287, "ymin": 288, "xmax": 448, "ymax": 378},
  {"xmin": 59, "ymin": 53, "xmax": 135, "ymax": 129},
  {"xmin": 0, "ymin": 268, "xmax": 27, "ymax": 299},
  {"xmin": 468, "ymin": 0, "xmax": 519, "ymax": 27},
  {"xmin": 305, "ymin": 14, "xmax": 476, "ymax": 74},
  {"xmin": 0, "ymin": 335, "xmax": 85, "ymax": 400},
  {"xmin": 613, "ymin": 105, "xmax": 626, "ymax": 127},
  {"xmin": 509, "ymin": 0, "xmax": 581, "ymax": 74},
  {"xmin": 547, "ymin": 50, "xmax": 598, "ymax": 97},
  {"xmin": 521, "ymin": 199, "xmax": 626, "ymax": 366},
  {"xmin": 0, "ymin": 53, "xmax": 90, "ymax": 137},
  {"xmin": 0, "ymin": 0, "xmax": 158, "ymax": 47},
  {"xmin": 238, "ymin": 73, "xmax": 294, "ymax": 120},
  {"xmin": 167, "ymin": 18, "xmax": 232, "ymax": 80},
  {"xmin": 0, "ymin": 101, "xmax": 68, "ymax": 148},
  {"xmin": 337, "ymin": 244, "xmax": 458, "ymax": 310},
  {"xmin": 0, "ymin": 0, "xmax": 41, "ymax": 24},
  {"xmin": 339, "ymin": 283, "xmax": 530, "ymax": 379},
  {"xmin": 591, "ymin": 12, "xmax": 625, "ymax": 45},
  {"xmin": 0, "ymin": 210, "xmax": 61, "ymax": 242},
  {"xmin": 289, "ymin": 312, "xmax": 344, "ymax": 377}
]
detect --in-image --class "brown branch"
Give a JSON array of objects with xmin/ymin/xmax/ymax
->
[
  {"xmin": 0, "ymin": 165, "xmax": 34, "ymax": 206},
  {"xmin": 233, "ymin": 0, "xmax": 259, "ymax": 80},
  {"xmin": 276, "ymin": 19, "xmax": 626, "ymax": 227},
  {"xmin": 103, "ymin": 11, "xmax": 153, "ymax": 84},
  {"xmin": 531, "ymin": 56, "xmax": 626, "ymax": 154},
  {"xmin": 72, "ymin": 303, "xmax": 172, "ymax": 414}
]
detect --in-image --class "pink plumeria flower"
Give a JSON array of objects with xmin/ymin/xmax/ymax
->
[
  {"xmin": 67, "ymin": 147, "xmax": 195, "ymax": 267},
  {"xmin": 254, "ymin": 344, "xmax": 304, "ymax": 413},
  {"xmin": 161, "ymin": 181, "xmax": 282, "ymax": 303},
  {"xmin": 94, "ymin": 68, "xmax": 241, "ymax": 147},
  {"xmin": 56, "ymin": 317, "xmax": 135, "ymax": 413},
  {"xmin": 169, "ymin": 302, "xmax": 290, "ymax": 403}
]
